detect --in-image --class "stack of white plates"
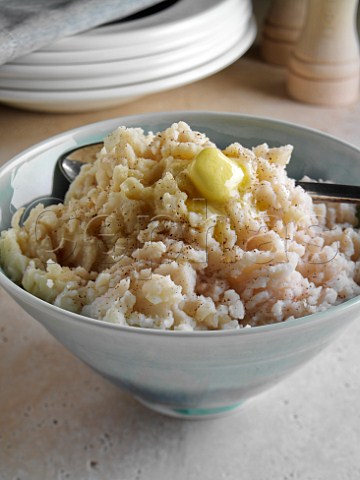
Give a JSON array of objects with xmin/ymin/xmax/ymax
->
[{"xmin": 0, "ymin": 0, "xmax": 256, "ymax": 113}]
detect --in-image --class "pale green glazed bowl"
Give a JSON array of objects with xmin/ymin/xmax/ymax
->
[{"xmin": 1, "ymin": 112, "xmax": 360, "ymax": 418}]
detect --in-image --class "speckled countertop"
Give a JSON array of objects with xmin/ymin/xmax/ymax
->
[{"xmin": 1, "ymin": 25, "xmax": 360, "ymax": 480}]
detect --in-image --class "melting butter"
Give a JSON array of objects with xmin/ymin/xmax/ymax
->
[{"xmin": 187, "ymin": 148, "xmax": 244, "ymax": 203}]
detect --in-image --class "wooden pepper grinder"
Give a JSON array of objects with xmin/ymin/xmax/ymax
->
[
  {"xmin": 261, "ymin": 0, "xmax": 307, "ymax": 66},
  {"xmin": 287, "ymin": 0, "xmax": 360, "ymax": 106}
]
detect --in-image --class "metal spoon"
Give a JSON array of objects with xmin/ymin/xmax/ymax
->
[
  {"xmin": 295, "ymin": 181, "xmax": 360, "ymax": 204},
  {"xmin": 58, "ymin": 143, "xmax": 360, "ymax": 204},
  {"xmin": 58, "ymin": 142, "xmax": 103, "ymax": 183}
]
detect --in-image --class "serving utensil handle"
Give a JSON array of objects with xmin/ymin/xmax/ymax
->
[{"xmin": 296, "ymin": 181, "xmax": 360, "ymax": 204}]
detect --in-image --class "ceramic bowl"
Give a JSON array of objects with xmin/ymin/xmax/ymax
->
[{"xmin": 1, "ymin": 112, "xmax": 360, "ymax": 419}]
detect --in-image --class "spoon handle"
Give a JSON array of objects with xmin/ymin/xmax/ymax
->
[{"xmin": 296, "ymin": 181, "xmax": 360, "ymax": 204}]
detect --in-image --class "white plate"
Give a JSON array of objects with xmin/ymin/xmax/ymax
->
[
  {"xmin": 0, "ymin": 18, "xmax": 256, "ymax": 113},
  {"xmin": 11, "ymin": 23, "xmax": 217, "ymax": 65},
  {"xmin": 10, "ymin": 0, "xmax": 250, "ymax": 65},
  {"xmin": 0, "ymin": 8, "xmax": 249, "ymax": 90},
  {"xmin": 0, "ymin": 22, "xmax": 226, "ymax": 79},
  {"xmin": 0, "ymin": 2, "xmax": 250, "ymax": 81},
  {"xmin": 42, "ymin": 0, "xmax": 243, "ymax": 51}
]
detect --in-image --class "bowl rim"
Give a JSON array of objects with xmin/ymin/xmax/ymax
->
[{"xmin": 1, "ymin": 110, "xmax": 360, "ymax": 338}]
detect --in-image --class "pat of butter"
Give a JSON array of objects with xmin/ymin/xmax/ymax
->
[{"xmin": 187, "ymin": 148, "xmax": 244, "ymax": 203}]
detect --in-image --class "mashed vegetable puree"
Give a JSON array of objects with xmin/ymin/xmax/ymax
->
[{"xmin": 1, "ymin": 122, "xmax": 360, "ymax": 330}]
